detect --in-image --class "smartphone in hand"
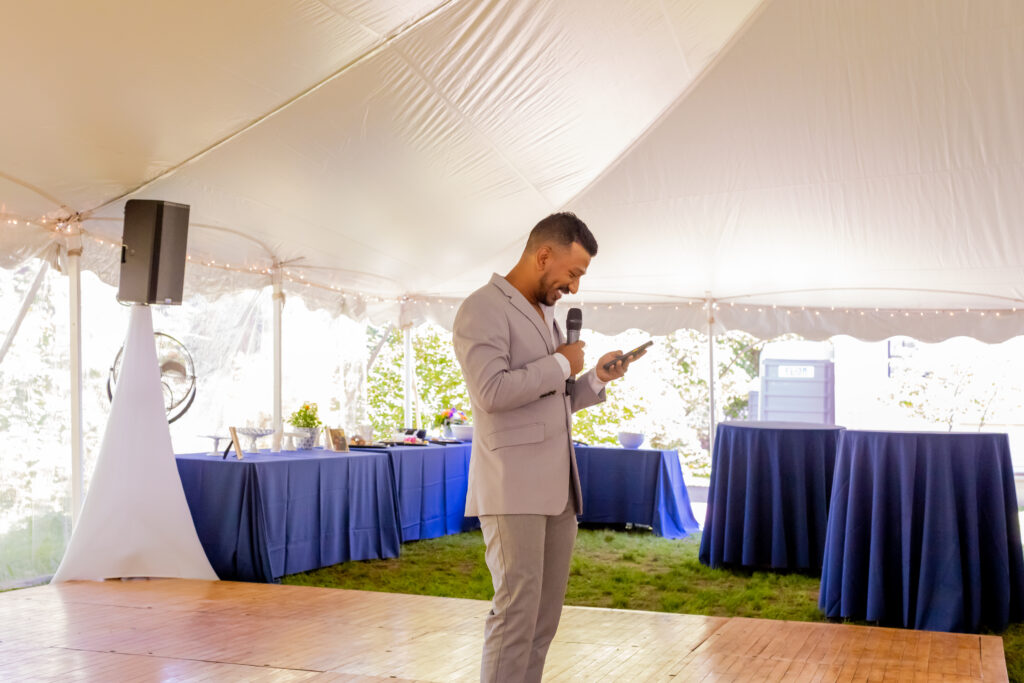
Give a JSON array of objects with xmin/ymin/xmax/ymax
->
[{"xmin": 602, "ymin": 340, "xmax": 653, "ymax": 370}]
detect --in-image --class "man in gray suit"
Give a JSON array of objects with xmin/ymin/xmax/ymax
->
[{"xmin": 453, "ymin": 212, "xmax": 641, "ymax": 682}]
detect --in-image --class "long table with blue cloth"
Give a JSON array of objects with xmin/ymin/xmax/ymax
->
[
  {"xmin": 819, "ymin": 429, "xmax": 1024, "ymax": 633},
  {"xmin": 385, "ymin": 442, "xmax": 479, "ymax": 542},
  {"xmin": 699, "ymin": 421, "xmax": 844, "ymax": 571},
  {"xmin": 175, "ymin": 442, "xmax": 477, "ymax": 582},
  {"xmin": 574, "ymin": 445, "xmax": 699, "ymax": 538}
]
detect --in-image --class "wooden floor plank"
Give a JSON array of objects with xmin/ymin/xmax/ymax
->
[{"xmin": 0, "ymin": 579, "xmax": 1009, "ymax": 682}]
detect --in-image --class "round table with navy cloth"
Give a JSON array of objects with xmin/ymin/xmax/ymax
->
[
  {"xmin": 819, "ymin": 429, "xmax": 1024, "ymax": 633},
  {"xmin": 699, "ymin": 421, "xmax": 844, "ymax": 570},
  {"xmin": 176, "ymin": 449, "xmax": 401, "ymax": 582},
  {"xmin": 574, "ymin": 445, "xmax": 699, "ymax": 538}
]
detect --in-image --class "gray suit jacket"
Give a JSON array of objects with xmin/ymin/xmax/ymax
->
[{"xmin": 453, "ymin": 273, "xmax": 606, "ymax": 516}]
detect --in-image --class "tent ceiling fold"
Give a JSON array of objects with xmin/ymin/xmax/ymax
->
[
  {"xmin": 2, "ymin": 0, "xmax": 1023, "ymax": 341},
  {"xmin": 569, "ymin": 0, "xmax": 1024, "ymax": 329}
]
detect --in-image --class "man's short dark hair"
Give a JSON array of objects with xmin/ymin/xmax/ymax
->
[{"xmin": 525, "ymin": 212, "xmax": 598, "ymax": 257}]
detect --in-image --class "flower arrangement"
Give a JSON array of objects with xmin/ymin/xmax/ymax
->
[
  {"xmin": 288, "ymin": 402, "xmax": 322, "ymax": 429},
  {"xmin": 437, "ymin": 406, "xmax": 467, "ymax": 427}
]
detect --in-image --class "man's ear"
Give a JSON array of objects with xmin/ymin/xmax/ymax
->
[{"xmin": 535, "ymin": 245, "xmax": 552, "ymax": 270}]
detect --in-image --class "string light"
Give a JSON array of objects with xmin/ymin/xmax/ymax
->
[{"xmin": 8, "ymin": 220, "xmax": 1024, "ymax": 320}]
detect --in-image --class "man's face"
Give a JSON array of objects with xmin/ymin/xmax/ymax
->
[{"xmin": 536, "ymin": 241, "xmax": 591, "ymax": 306}]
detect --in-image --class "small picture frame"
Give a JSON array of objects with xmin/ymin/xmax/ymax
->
[
  {"xmin": 325, "ymin": 427, "xmax": 349, "ymax": 452},
  {"xmin": 226, "ymin": 426, "xmax": 245, "ymax": 460}
]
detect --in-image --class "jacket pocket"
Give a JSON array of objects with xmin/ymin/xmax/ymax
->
[{"xmin": 486, "ymin": 422, "xmax": 544, "ymax": 450}]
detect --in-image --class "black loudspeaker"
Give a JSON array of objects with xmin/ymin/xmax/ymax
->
[{"xmin": 117, "ymin": 199, "xmax": 190, "ymax": 305}]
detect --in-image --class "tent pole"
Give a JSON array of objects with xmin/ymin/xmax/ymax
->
[
  {"xmin": 0, "ymin": 258, "xmax": 49, "ymax": 366},
  {"xmin": 706, "ymin": 293, "xmax": 716, "ymax": 455},
  {"xmin": 272, "ymin": 268, "xmax": 283, "ymax": 436},
  {"xmin": 67, "ymin": 226, "xmax": 84, "ymax": 526},
  {"xmin": 403, "ymin": 327, "xmax": 413, "ymax": 429},
  {"xmin": 366, "ymin": 323, "xmax": 393, "ymax": 372}
]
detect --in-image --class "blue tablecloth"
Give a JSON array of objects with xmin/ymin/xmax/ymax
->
[
  {"xmin": 371, "ymin": 443, "xmax": 479, "ymax": 542},
  {"xmin": 574, "ymin": 446, "xmax": 699, "ymax": 538},
  {"xmin": 699, "ymin": 421, "xmax": 843, "ymax": 570},
  {"xmin": 176, "ymin": 449, "xmax": 401, "ymax": 582},
  {"xmin": 819, "ymin": 430, "xmax": 1024, "ymax": 633}
]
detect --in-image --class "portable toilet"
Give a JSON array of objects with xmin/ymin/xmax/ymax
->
[{"xmin": 759, "ymin": 341, "xmax": 835, "ymax": 424}]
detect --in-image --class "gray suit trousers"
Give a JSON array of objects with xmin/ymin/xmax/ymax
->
[{"xmin": 478, "ymin": 488, "xmax": 578, "ymax": 682}]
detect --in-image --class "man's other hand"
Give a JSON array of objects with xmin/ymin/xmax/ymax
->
[
  {"xmin": 556, "ymin": 341, "xmax": 585, "ymax": 375},
  {"xmin": 596, "ymin": 348, "xmax": 643, "ymax": 382}
]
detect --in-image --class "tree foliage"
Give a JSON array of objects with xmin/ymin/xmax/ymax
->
[
  {"xmin": 647, "ymin": 329, "xmax": 771, "ymax": 475},
  {"xmin": 365, "ymin": 322, "xmax": 776, "ymax": 477},
  {"xmin": 0, "ymin": 264, "xmax": 73, "ymax": 584},
  {"xmin": 883, "ymin": 341, "xmax": 1017, "ymax": 431},
  {"xmin": 365, "ymin": 324, "xmax": 472, "ymax": 439}
]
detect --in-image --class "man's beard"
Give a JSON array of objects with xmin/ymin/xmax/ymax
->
[{"xmin": 537, "ymin": 276, "xmax": 567, "ymax": 306}]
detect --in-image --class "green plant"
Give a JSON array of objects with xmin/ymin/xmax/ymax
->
[{"xmin": 287, "ymin": 402, "xmax": 321, "ymax": 428}]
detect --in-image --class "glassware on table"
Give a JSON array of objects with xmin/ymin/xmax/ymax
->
[
  {"xmin": 234, "ymin": 427, "xmax": 274, "ymax": 452},
  {"xmin": 357, "ymin": 424, "xmax": 373, "ymax": 442},
  {"xmin": 200, "ymin": 434, "xmax": 228, "ymax": 456}
]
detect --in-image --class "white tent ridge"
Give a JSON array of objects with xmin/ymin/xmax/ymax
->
[{"xmin": 2, "ymin": 0, "xmax": 1023, "ymax": 341}]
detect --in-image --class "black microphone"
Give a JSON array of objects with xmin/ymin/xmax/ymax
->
[{"xmin": 565, "ymin": 307, "xmax": 582, "ymax": 394}]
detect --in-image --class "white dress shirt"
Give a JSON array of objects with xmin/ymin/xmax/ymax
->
[{"xmin": 541, "ymin": 303, "xmax": 607, "ymax": 393}]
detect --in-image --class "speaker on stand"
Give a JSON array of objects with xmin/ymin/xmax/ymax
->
[{"xmin": 117, "ymin": 199, "xmax": 190, "ymax": 305}]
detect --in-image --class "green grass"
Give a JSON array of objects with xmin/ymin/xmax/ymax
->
[
  {"xmin": 284, "ymin": 531, "xmax": 495, "ymax": 599},
  {"xmin": 285, "ymin": 527, "xmax": 1024, "ymax": 681},
  {"xmin": 283, "ymin": 528, "xmax": 825, "ymax": 619},
  {"xmin": 0, "ymin": 510, "xmax": 68, "ymax": 586},
  {"xmin": 1004, "ymin": 624, "xmax": 1024, "ymax": 682},
  {"xmin": 284, "ymin": 529, "xmax": 821, "ymax": 621}
]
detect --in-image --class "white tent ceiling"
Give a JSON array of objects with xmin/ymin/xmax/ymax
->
[{"xmin": 2, "ymin": 0, "xmax": 1023, "ymax": 341}]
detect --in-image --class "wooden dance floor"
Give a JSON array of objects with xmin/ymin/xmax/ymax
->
[{"xmin": 0, "ymin": 579, "xmax": 1007, "ymax": 681}]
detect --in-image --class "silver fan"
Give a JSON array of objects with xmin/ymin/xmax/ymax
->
[{"xmin": 107, "ymin": 332, "xmax": 197, "ymax": 423}]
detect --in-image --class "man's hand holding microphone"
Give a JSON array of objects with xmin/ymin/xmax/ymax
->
[
  {"xmin": 556, "ymin": 307, "xmax": 647, "ymax": 389},
  {"xmin": 555, "ymin": 340, "xmax": 586, "ymax": 376}
]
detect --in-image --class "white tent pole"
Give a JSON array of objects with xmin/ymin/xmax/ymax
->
[
  {"xmin": 67, "ymin": 225, "xmax": 85, "ymax": 525},
  {"xmin": 272, "ymin": 268, "xmax": 283, "ymax": 435},
  {"xmin": 366, "ymin": 323, "xmax": 393, "ymax": 372},
  {"xmin": 411, "ymin": 368, "xmax": 424, "ymax": 430},
  {"xmin": 0, "ymin": 258, "xmax": 49, "ymax": 365},
  {"xmin": 403, "ymin": 326, "xmax": 413, "ymax": 429},
  {"xmin": 706, "ymin": 292, "xmax": 716, "ymax": 455}
]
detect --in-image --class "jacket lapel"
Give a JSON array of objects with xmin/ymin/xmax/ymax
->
[
  {"xmin": 553, "ymin": 318, "xmax": 565, "ymax": 346},
  {"xmin": 490, "ymin": 274, "xmax": 554, "ymax": 353}
]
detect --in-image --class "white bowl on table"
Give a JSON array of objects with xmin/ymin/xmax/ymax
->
[
  {"xmin": 617, "ymin": 431, "xmax": 645, "ymax": 449},
  {"xmin": 450, "ymin": 423, "xmax": 474, "ymax": 441}
]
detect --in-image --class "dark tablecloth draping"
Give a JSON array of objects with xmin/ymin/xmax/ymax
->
[
  {"xmin": 574, "ymin": 446, "xmax": 699, "ymax": 538},
  {"xmin": 176, "ymin": 449, "xmax": 401, "ymax": 582},
  {"xmin": 819, "ymin": 430, "xmax": 1024, "ymax": 633},
  {"xmin": 379, "ymin": 443, "xmax": 479, "ymax": 542},
  {"xmin": 699, "ymin": 421, "xmax": 844, "ymax": 571}
]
